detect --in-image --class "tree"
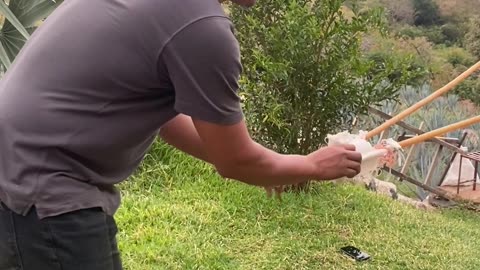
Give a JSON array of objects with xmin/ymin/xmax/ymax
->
[
  {"xmin": 0, "ymin": 0, "xmax": 62, "ymax": 72},
  {"xmin": 230, "ymin": 0, "xmax": 423, "ymax": 157},
  {"xmin": 464, "ymin": 16, "xmax": 480, "ymax": 58},
  {"xmin": 382, "ymin": 0, "xmax": 415, "ymax": 25},
  {"xmin": 412, "ymin": 0, "xmax": 441, "ymax": 26}
]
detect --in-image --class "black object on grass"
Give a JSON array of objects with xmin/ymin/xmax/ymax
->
[{"xmin": 340, "ymin": 246, "xmax": 371, "ymax": 261}]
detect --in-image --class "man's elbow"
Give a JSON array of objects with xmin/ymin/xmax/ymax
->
[
  {"xmin": 213, "ymin": 161, "xmax": 262, "ymax": 187},
  {"xmin": 209, "ymin": 144, "xmax": 266, "ymax": 184},
  {"xmin": 215, "ymin": 163, "xmax": 238, "ymax": 179}
]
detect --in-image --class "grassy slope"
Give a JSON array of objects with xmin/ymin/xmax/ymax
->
[{"xmin": 116, "ymin": 142, "xmax": 480, "ymax": 270}]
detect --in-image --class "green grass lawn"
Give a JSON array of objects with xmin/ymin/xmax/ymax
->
[{"xmin": 116, "ymin": 142, "xmax": 480, "ymax": 270}]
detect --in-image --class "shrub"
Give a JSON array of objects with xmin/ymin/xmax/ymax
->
[
  {"xmin": 395, "ymin": 25, "xmax": 454, "ymax": 46},
  {"xmin": 396, "ymin": 25, "xmax": 425, "ymax": 39},
  {"xmin": 365, "ymin": 33, "xmax": 431, "ymax": 85},
  {"xmin": 230, "ymin": 0, "xmax": 424, "ymax": 155},
  {"xmin": 455, "ymin": 77, "xmax": 480, "ymax": 106},
  {"xmin": 435, "ymin": 46, "xmax": 476, "ymax": 67},
  {"xmin": 440, "ymin": 23, "xmax": 463, "ymax": 45},
  {"xmin": 365, "ymin": 50, "xmax": 427, "ymax": 86},
  {"xmin": 420, "ymin": 26, "xmax": 446, "ymax": 44}
]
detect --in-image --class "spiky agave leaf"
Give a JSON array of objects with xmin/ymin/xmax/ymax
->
[
  {"xmin": 0, "ymin": 0, "xmax": 62, "ymax": 69},
  {"xmin": 358, "ymin": 83, "xmax": 480, "ymax": 199}
]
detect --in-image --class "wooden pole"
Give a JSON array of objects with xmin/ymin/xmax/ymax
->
[
  {"xmin": 424, "ymin": 145, "xmax": 444, "ymax": 187},
  {"xmin": 366, "ymin": 60, "xmax": 480, "ymax": 140},
  {"xmin": 399, "ymin": 116, "xmax": 480, "ymax": 148},
  {"xmin": 385, "ymin": 167, "xmax": 457, "ymax": 201},
  {"xmin": 368, "ymin": 107, "xmax": 465, "ymax": 154},
  {"xmin": 401, "ymin": 122, "xmax": 424, "ymax": 175},
  {"xmin": 438, "ymin": 132, "xmax": 468, "ymax": 186}
]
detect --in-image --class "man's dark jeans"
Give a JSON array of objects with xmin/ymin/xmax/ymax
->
[{"xmin": 0, "ymin": 202, "xmax": 122, "ymax": 270}]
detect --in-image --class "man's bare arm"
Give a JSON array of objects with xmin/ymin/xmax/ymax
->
[
  {"xmin": 159, "ymin": 114, "xmax": 361, "ymax": 187},
  {"xmin": 159, "ymin": 114, "xmax": 211, "ymax": 163},
  {"xmin": 192, "ymin": 118, "xmax": 362, "ymax": 187}
]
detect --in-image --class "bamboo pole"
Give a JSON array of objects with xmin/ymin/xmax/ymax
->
[
  {"xmin": 399, "ymin": 116, "xmax": 480, "ymax": 148},
  {"xmin": 366, "ymin": 60, "xmax": 480, "ymax": 140},
  {"xmin": 424, "ymin": 145, "xmax": 443, "ymax": 187},
  {"xmin": 368, "ymin": 107, "xmax": 464, "ymax": 153}
]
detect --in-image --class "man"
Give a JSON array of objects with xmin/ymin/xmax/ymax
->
[{"xmin": 0, "ymin": 0, "xmax": 362, "ymax": 269}]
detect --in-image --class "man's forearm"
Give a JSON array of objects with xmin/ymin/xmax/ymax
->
[
  {"xmin": 159, "ymin": 115, "xmax": 313, "ymax": 186},
  {"xmin": 159, "ymin": 114, "xmax": 211, "ymax": 163},
  {"xmin": 217, "ymin": 142, "xmax": 316, "ymax": 187},
  {"xmin": 162, "ymin": 116, "xmax": 361, "ymax": 187}
]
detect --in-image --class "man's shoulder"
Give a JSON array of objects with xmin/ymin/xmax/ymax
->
[
  {"xmin": 138, "ymin": 0, "xmax": 229, "ymax": 26},
  {"xmin": 132, "ymin": 0, "xmax": 233, "ymax": 51}
]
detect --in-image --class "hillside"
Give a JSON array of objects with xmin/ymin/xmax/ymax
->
[
  {"xmin": 435, "ymin": 0, "xmax": 480, "ymax": 18},
  {"xmin": 369, "ymin": 0, "xmax": 480, "ymax": 19},
  {"xmin": 116, "ymin": 142, "xmax": 480, "ymax": 270},
  {"xmin": 357, "ymin": 0, "xmax": 480, "ymax": 107}
]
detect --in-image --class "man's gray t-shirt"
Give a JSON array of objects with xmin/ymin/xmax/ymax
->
[{"xmin": 0, "ymin": 0, "xmax": 244, "ymax": 219}]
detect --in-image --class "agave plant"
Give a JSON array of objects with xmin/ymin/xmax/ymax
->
[
  {"xmin": 0, "ymin": 0, "xmax": 62, "ymax": 71},
  {"xmin": 358, "ymin": 83, "xmax": 480, "ymax": 199}
]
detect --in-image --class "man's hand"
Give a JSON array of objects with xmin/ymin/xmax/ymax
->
[
  {"xmin": 307, "ymin": 144, "xmax": 362, "ymax": 180},
  {"xmin": 265, "ymin": 144, "xmax": 362, "ymax": 199}
]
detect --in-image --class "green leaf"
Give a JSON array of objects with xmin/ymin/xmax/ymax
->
[
  {"xmin": 0, "ymin": 1, "xmax": 30, "ymax": 40},
  {"xmin": 0, "ymin": 42, "xmax": 12, "ymax": 68},
  {"xmin": 0, "ymin": 0, "xmax": 62, "ymax": 71},
  {"xmin": 20, "ymin": 0, "xmax": 63, "ymax": 28}
]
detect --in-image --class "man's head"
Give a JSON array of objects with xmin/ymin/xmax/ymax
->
[{"xmin": 220, "ymin": 0, "xmax": 256, "ymax": 7}]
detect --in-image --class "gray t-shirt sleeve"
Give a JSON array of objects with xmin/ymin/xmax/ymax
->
[{"xmin": 160, "ymin": 17, "xmax": 244, "ymax": 125}]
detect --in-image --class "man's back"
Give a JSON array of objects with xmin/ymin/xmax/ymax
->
[{"xmin": 0, "ymin": 0, "xmax": 236, "ymax": 218}]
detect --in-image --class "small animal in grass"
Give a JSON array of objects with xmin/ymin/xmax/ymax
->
[
  {"xmin": 390, "ymin": 188, "xmax": 398, "ymax": 200},
  {"xmin": 265, "ymin": 186, "xmax": 284, "ymax": 201},
  {"xmin": 366, "ymin": 180, "xmax": 377, "ymax": 192},
  {"xmin": 264, "ymin": 181, "xmax": 311, "ymax": 200}
]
